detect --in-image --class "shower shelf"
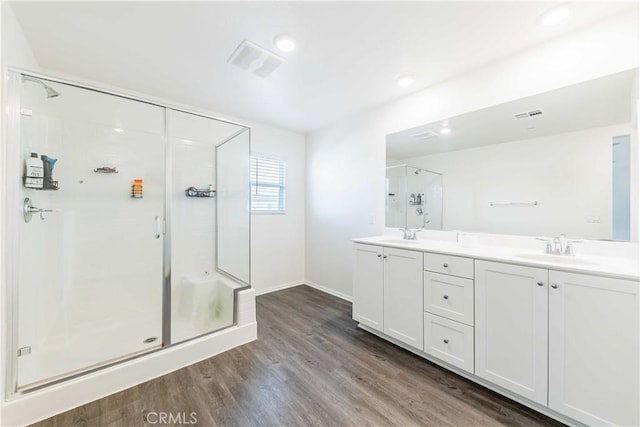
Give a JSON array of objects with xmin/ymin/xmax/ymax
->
[
  {"xmin": 185, "ymin": 187, "xmax": 216, "ymax": 198},
  {"xmin": 94, "ymin": 167, "xmax": 118, "ymax": 174}
]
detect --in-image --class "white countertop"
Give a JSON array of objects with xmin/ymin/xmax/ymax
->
[{"xmin": 353, "ymin": 235, "xmax": 640, "ymax": 281}]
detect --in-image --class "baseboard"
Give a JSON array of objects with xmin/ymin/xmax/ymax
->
[
  {"xmin": 253, "ymin": 280, "xmax": 305, "ymax": 296},
  {"xmin": 253, "ymin": 280, "xmax": 352, "ymax": 303},
  {"xmin": 303, "ymin": 280, "xmax": 352, "ymax": 302}
]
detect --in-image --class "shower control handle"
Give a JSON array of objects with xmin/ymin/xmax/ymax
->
[{"xmin": 23, "ymin": 197, "xmax": 58, "ymax": 222}]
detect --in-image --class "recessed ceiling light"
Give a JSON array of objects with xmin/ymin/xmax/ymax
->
[
  {"xmin": 114, "ymin": 128, "xmax": 124, "ymax": 133},
  {"xmin": 539, "ymin": 7, "xmax": 570, "ymax": 27},
  {"xmin": 396, "ymin": 75, "xmax": 415, "ymax": 87},
  {"xmin": 440, "ymin": 127, "xmax": 451, "ymax": 135},
  {"xmin": 274, "ymin": 34, "xmax": 295, "ymax": 53}
]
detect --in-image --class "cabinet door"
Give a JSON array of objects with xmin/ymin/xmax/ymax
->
[
  {"xmin": 549, "ymin": 271, "xmax": 639, "ymax": 426},
  {"xmin": 383, "ymin": 247, "xmax": 424, "ymax": 350},
  {"xmin": 352, "ymin": 244, "xmax": 384, "ymax": 331},
  {"xmin": 475, "ymin": 261, "xmax": 548, "ymax": 405}
]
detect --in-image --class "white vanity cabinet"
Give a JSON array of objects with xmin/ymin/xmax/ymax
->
[
  {"xmin": 383, "ymin": 247, "xmax": 424, "ymax": 349},
  {"xmin": 352, "ymin": 243, "xmax": 384, "ymax": 331},
  {"xmin": 474, "ymin": 260, "xmax": 549, "ymax": 405},
  {"xmin": 353, "ymin": 238, "xmax": 640, "ymax": 426},
  {"xmin": 548, "ymin": 271, "xmax": 639, "ymax": 427},
  {"xmin": 423, "ymin": 254, "xmax": 475, "ymax": 373},
  {"xmin": 475, "ymin": 261, "xmax": 639, "ymax": 425},
  {"xmin": 352, "ymin": 243, "xmax": 423, "ymax": 350}
]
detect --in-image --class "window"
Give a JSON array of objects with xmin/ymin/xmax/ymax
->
[{"xmin": 250, "ymin": 156, "xmax": 286, "ymax": 214}]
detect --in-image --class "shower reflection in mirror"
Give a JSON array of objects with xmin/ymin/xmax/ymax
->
[{"xmin": 385, "ymin": 165, "xmax": 443, "ymax": 230}]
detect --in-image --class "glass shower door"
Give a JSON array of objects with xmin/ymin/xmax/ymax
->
[
  {"xmin": 167, "ymin": 109, "xmax": 249, "ymax": 343},
  {"xmin": 15, "ymin": 76, "xmax": 165, "ymax": 389}
]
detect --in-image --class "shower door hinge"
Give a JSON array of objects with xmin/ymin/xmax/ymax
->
[
  {"xmin": 20, "ymin": 108, "xmax": 33, "ymax": 116},
  {"xmin": 17, "ymin": 346, "xmax": 31, "ymax": 357}
]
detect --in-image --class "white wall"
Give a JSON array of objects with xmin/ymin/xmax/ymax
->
[
  {"xmin": 406, "ymin": 123, "xmax": 632, "ymax": 240},
  {"xmin": 305, "ymin": 11, "xmax": 639, "ymax": 298},
  {"xmin": 0, "ymin": 3, "xmax": 38, "ymax": 69},
  {"xmin": 250, "ymin": 125, "xmax": 306, "ymax": 294}
]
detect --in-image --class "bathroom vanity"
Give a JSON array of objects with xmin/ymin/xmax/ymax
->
[{"xmin": 352, "ymin": 235, "xmax": 640, "ymax": 426}]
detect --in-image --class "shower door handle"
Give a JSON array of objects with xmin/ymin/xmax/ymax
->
[{"xmin": 154, "ymin": 216, "xmax": 161, "ymax": 239}]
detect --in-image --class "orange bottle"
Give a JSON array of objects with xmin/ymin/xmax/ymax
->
[{"xmin": 132, "ymin": 178, "xmax": 143, "ymax": 198}]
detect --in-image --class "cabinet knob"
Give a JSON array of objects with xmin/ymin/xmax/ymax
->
[
  {"xmin": 443, "ymin": 263, "xmax": 449, "ymax": 268},
  {"xmin": 443, "ymin": 294, "xmax": 449, "ymax": 300},
  {"xmin": 551, "ymin": 283, "xmax": 559, "ymax": 289},
  {"xmin": 383, "ymin": 255, "xmax": 388, "ymax": 259},
  {"xmin": 377, "ymin": 254, "xmax": 382, "ymax": 258},
  {"xmin": 536, "ymin": 281, "xmax": 544, "ymax": 287},
  {"xmin": 443, "ymin": 339, "xmax": 449, "ymax": 344}
]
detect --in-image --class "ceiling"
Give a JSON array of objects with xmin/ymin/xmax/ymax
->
[
  {"xmin": 386, "ymin": 68, "xmax": 636, "ymax": 160},
  {"xmin": 10, "ymin": 1, "xmax": 638, "ymax": 134}
]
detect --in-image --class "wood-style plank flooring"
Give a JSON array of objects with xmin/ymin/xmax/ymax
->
[{"xmin": 33, "ymin": 285, "xmax": 561, "ymax": 427}]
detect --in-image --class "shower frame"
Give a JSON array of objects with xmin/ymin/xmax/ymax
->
[{"xmin": 2, "ymin": 68, "xmax": 252, "ymax": 398}]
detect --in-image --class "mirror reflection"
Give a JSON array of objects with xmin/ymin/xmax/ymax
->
[
  {"xmin": 386, "ymin": 165, "xmax": 442, "ymax": 230},
  {"xmin": 386, "ymin": 68, "xmax": 638, "ymax": 241}
]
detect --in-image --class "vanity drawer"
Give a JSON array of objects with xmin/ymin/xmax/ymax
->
[
  {"xmin": 424, "ymin": 312, "xmax": 474, "ymax": 373},
  {"xmin": 424, "ymin": 272, "xmax": 474, "ymax": 326},
  {"xmin": 424, "ymin": 253, "xmax": 474, "ymax": 279}
]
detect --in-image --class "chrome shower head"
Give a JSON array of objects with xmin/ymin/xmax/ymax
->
[
  {"xmin": 22, "ymin": 76, "xmax": 61, "ymax": 98},
  {"xmin": 44, "ymin": 86, "xmax": 60, "ymax": 98}
]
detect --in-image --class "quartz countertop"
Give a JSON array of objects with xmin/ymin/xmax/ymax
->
[{"xmin": 353, "ymin": 235, "xmax": 640, "ymax": 281}]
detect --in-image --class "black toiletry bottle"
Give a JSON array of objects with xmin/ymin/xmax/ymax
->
[{"xmin": 41, "ymin": 155, "xmax": 52, "ymax": 189}]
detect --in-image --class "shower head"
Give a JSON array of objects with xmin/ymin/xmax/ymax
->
[
  {"xmin": 22, "ymin": 76, "xmax": 61, "ymax": 98},
  {"xmin": 44, "ymin": 86, "xmax": 60, "ymax": 98}
]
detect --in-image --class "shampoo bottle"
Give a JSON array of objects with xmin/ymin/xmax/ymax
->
[{"xmin": 24, "ymin": 153, "xmax": 44, "ymax": 189}]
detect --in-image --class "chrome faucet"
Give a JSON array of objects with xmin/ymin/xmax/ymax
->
[
  {"xmin": 400, "ymin": 228, "xmax": 420, "ymax": 240},
  {"xmin": 536, "ymin": 235, "xmax": 583, "ymax": 256}
]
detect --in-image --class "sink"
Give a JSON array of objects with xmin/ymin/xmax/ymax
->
[
  {"xmin": 378, "ymin": 238, "xmax": 420, "ymax": 245},
  {"xmin": 514, "ymin": 253, "xmax": 599, "ymax": 266}
]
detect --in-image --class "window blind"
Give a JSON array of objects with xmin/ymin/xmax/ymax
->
[{"xmin": 250, "ymin": 156, "xmax": 286, "ymax": 214}]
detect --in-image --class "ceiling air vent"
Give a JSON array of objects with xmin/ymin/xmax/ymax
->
[
  {"xmin": 227, "ymin": 40, "xmax": 285, "ymax": 78},
  {"xmin": 410, "ymin": 130, "xmax": 439, "ymax": 140},
  {"xmin": 514, "ymin": 109, "xmax": 543, "ymax": 119}
]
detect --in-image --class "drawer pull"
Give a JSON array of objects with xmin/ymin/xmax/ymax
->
[
  {"xmin": 443, "ymin": 263, "xmax": 449, "ymax": 268},
  {"xmin": 536, "ymin": 281, "xmax": 544, "ymax": 287},
  {"xmin": 443, "ymin": 339, "xmax": 449, "ymax": 344},
  {"xmin": 443, "ymin": 294, "xmax": 449, "ymax": 300}
]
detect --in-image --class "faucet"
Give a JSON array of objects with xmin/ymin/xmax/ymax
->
[
  {"xmin": 552, "ymin": 235, "xmax": 564, "ymax": 255},
  {"xmin": 536, "ymin": 235, "xmax": 583, "ymax": 256},
  {"xmin": 400, "ymin": 228, "xmax": 420, "ymax": 240}
]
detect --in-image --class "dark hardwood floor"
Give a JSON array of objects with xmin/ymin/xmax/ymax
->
[{"xmin": 33, "ymin": 285, "xmax": 562, "ymax": 427}]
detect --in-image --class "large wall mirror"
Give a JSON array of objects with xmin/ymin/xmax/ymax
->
[{"xmin": 386, "ymin": 68, "xmax": 638, "ymax": 242}]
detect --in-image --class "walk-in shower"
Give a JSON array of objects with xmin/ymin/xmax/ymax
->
[
  {"xmin": 4, "ymin": 71, "xmax": 251, "ymax": 394},
  {"xmin": 386, "ymin": 164, "xmax": 443, "ymax": 230}
]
